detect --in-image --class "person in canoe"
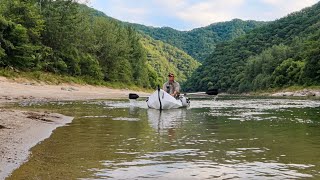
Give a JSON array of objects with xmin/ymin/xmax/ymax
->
[{"xmin": 163, "ymin": 72, "xmax": 180, "ymax": 98}]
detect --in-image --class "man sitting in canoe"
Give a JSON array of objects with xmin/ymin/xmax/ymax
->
[{"xmin": 163, "ymin": 72, "xmax": 180, "ymax": 98}]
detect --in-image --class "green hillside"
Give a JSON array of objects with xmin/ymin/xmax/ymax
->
[
  {"xmin": 184, "ymin": 2, "xmax": 320, "ymax": 93},
  {"xmin": 82, "ymin": 5, "xmax": 200, "ymax": 85},
  {"xmin": 0, "ymin": 0, "xmax": 152, "ymax": 86},
  {"xmin": 131, "ymin": 19, "xmax": 266, "ymax": 61},
  {"xmin": 140, "ymin": 35, "xmax": 200, "ymax": 86}
]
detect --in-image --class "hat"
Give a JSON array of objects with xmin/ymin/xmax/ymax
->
[{"xmin": 168, "ymin": 72, "xmax": 174, "ymax": 77}]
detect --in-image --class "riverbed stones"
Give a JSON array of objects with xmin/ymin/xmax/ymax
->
[
  {"xmin": 61, "ymin": 87, "xmax": 79, "ymax": 92},
  {"xmin": 272, "ymin": 90, "xmax": 320, "ymax": 97}
]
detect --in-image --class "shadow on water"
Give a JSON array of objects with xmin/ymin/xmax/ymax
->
[{"xmin": 8, "ymin": 96, "xmax": 320, "ymax": 179}]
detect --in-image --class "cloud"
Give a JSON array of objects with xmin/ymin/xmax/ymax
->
[
  {"xmin": 90, "ymin": 0, "xmax": 319, "ymax": 30},
  {"xmin": 257, "ymin": 0, "xmax": 318, "ymax": 21},
  {"xmin": 262, "ymin": 0, "xmax": 318, "ymax": 12},
  {"xmin": 153, "ymin": 0, "xmax": 253, "ymax": 27},
  {"xmin": 92, "ymin": 0, "xmax": 150, "ymax": 24},
  {"xmin": 155, "ymin": 0, "xmax": 319, "ymax": 28},
  {"xmin": 174, "ymin": 0, "xmax": 245, "ymax": 26},
  {"xmin": 75, "ymin": 0, "xmax": 92, "ymax": 4}
]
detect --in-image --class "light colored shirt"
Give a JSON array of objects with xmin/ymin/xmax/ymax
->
[{"xmin": 163, "ymin": 81, "xmax": 180, "ymax": 94}]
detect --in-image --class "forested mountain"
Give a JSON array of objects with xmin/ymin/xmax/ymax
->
[
  {"xmin": 0, "ymin": 0, "xmax": 148, "ymax": 86},
  {"xmin": 184, "ymin": 2, "xmax": 320, "ymax": 93},
  {"xmin": 81, "ymin": 5, "xmax": 200, "ymax": 85},
  {"xmin": 130, "ymin": 19, "xmax": 266, "ymax": 61},
  {"xmin": 140, "ymin": 35, "xmax": 200, "ymax": 87},
  {"xmin": 0, "ymin": 0, "xmax": 198, "ymax": 88}
]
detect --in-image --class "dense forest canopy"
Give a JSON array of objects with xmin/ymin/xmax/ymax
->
[
  {"xmin": 130, "ymin": 19, "xmax": 267, "ymax": 61},
  {"xmin": 0, "ymin": 0, "xmax": 198, "ymax": 88},
  {"xmin": 140, "ymin": 35, "xmax": 200, "ymax": 85},
  {"xmin": 184, "ymin": 2, "xmax": 320, "ymax": 93}
]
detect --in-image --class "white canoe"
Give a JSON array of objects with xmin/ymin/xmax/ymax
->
[{"xmin": 147, "ymin": 89, "xmax": 189, "ymax": 110}]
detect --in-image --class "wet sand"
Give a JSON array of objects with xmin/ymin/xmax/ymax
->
[
  {"xmin": 0, "ymin": 76, "xmax": 149, "ymax": 179},
  {"xmin": 0, "ymin": 110, "xmax": 73, "ymax": 179}
]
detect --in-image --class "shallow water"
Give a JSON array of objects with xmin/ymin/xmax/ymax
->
[{"xmin": 9, "ymin": 96, "xmax": 320, "ymax": 179}]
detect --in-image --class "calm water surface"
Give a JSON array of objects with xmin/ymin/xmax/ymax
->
[{"xmin": 9, "ymin": 96, "xmax": 320, "ymax": 179}]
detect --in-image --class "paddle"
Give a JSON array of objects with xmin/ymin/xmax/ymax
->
[
  {"xmin": 184, "ymin": 89, "xmax": 218, "ymax": 96},
  {"xmin": 129, "ymin": 93, "xmax": 139, "ymax": 99},
  {"xmin": 129, "ymin": 88, "xmax": 218, "ymax": 99},
  {"xmin": 128, "ymin": 93, "xmax": 149, "ymax": 99}
]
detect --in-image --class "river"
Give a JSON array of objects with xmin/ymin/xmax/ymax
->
[{"xmin": 8, "ymin": 96, "xmax": 320, "ymax": 179}]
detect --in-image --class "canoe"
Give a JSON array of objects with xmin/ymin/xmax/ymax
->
[{"xmin": 147, "ymin": 89, "xmax": 189, "ymax": 110}]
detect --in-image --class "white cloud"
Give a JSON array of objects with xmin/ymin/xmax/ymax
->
[
  {"xmin": 258, "ymin": 0, "xmax": 318, "ymax": 21},
  {"xmin": 75, "ymin": 0, "xmax": 92, "ymax": 4},
  {"xmin": 154, "ymin": 0, "xmax": 319, "ymax": 28},
  {"xmin": 114, "ymin": 7, "xmax": 149, "ymax": 24},
  {"xmin": 154, "ymin": 0, "xmax": 245, "ymax": 27},
  {"xmin": 286, "ymin": 0, "xmax": 318, "ymax": 11},
  {"xmin": 90, "ymin": 0, "xmax": 319, "ymax": 30},
  {"xmin": 262, "ymin": 0, "xmax": 318, "ymax": 12},
  {"xmin": 94, "ymin": 0, "xmax": 150, "ymax": 24},
  {"xmin": 176, "ymin": 0, "xmax": 245, "ymax": 26},
  {"xmin": 154, "ymin": 0, "xmax": 186, "ymax": 7}
]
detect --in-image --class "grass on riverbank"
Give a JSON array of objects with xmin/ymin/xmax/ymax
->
[{"xmin": 0, "ymin": 68, "xmax": 151, "ymax": 92}]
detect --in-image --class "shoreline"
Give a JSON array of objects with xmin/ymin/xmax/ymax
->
[
  {"xmin": 0, "ymin": 77, "xmax": 149, "ymax": 103},
  {"xmin": 0, "ymin": 76, "xmax": 149, "ymax": 180},
  {"xmin": 0, "ymin": 110, "xmax": 73, "ymax": 180},
  {"xmin": 248, "ymin": 89, "xmax": 320, "ymax": 97}
]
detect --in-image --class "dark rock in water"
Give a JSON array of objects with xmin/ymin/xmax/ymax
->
[{"xmin": 206, "ymin": 89, "xmax": 218, "ymax": 95}]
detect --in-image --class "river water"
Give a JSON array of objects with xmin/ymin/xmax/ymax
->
[{"xmin": 8, "ymin": 96, "xmax": 320, "ymax": 179}]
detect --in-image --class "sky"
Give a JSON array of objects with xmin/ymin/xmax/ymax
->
[{"xmin": 84, "ymin": 0, "xmax": 319, "ymax": 30}]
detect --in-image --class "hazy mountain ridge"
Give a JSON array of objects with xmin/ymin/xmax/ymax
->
[{"xmin": 130, "ymin": 19, "xmax": 267, "ymax": 61}]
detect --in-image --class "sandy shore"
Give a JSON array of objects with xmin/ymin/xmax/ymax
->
[
  {"xmin": 0, "ymin": 110, "xmax": 73, "ymax": 179},
  {"xmin": 0, "ymin": 76, "xmax": 149, "ymax": 104},
  {"xmin": 0, "ymin": 76, "xmax": 149, "ymax": 180}
]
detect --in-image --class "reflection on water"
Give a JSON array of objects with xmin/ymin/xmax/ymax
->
[
  {"xmin": 91, "ymin": 158, "xmax": 314, "ymax": 180},
  {"xmin": 9, "ymin": 96, "xmax": 320, "ymax": 179},
  {"xmin": 147, "ymin": 109, "xmax": 187, "ymax": 134}
]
